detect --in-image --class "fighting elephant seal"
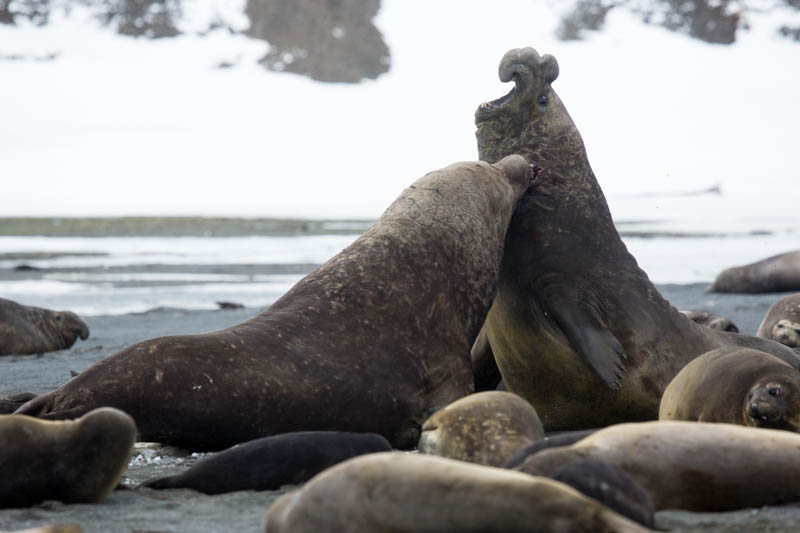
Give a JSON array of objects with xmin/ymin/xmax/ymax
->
[
  {"xmin": 513, "ymin": 421, "xmax": 800, "ymax": 512},
  {"xmin": 680, "ymin": 309, "xmax": 739, "ymax": 332},
  {"xmin": 417, "ymin": 390, "xmax": 544, "ymax": 466},
  {"xmin": 141, "ymin": 431, "xmax": 391, "ymax": 494},
  {"xmin": 0, "ymin": 407, "xmax": 135, "ymax": 508},
  {"xmin": 262, "ymin": 452, "xmax": 653, "ymax": 532},
  {"xmin": 17, "ymin": 156, "xmax": 533, "ymax": 450},
  {"xmin": 710, "ymin": 250, "xmax": 800, "ymax": 293},
  {"xmin": 471, "ymin": 47, "xmax": 800, "ymax": 431},
  {"xmin": 0, "ymin": 298, "xmax": 89, "ymax": 356},
  {"xmin": 757, "ymin": 293, "xmax": 800, "ymax": 348},
  {"xmin": 660, "ymin": 347, "xmax": 800, "ymax": 431}
]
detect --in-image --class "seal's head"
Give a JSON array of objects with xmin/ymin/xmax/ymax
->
[
  {"xmin": 745, "ymin": 377, "xmax": 800, "ymax": 431},
  {"xmin": 772, "ymin": 320, "xmax": 800, "ymax": 348},
  {"xmin": 55, "ymin": 310, "xmax": 90, "ymax": 343},
  {"xmin": 475, "ymin": 48, "xmax": 578, "ymax": 166}
]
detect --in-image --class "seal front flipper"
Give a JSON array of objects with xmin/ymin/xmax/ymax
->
[{"xmin": 545, "ymin": 294, "xmax": 626, "ymax": 389}]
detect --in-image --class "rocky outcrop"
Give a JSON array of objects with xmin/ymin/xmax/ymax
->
[
  {"xmin": 245, "ymin": 0, "xmax": 390, "ymax": 83},
  {"xmin": 557, "ymin": 0, "xmax": 800, "ymax": 45}
]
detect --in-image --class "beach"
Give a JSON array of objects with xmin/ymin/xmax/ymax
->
[{"xmin": 3, "ymin": 279, "xmax": 800, "ymax": 531}]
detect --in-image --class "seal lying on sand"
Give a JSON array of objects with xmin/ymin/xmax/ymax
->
[
  {"xmin": 141, "ymin": 431, "xmax": 391, "ymax": 494},
  {"xmin": 471, "ymin": 47, "xmax": 800, "ymax": 430},
  {"xmin": 0, "ymin": 407, "xmax": 135, "ymax": 508},
  {"xmin": 17, "ymin": 156, "xmax": 533, "ymax": 450},
  {"xmin": 660, "ymin": 347, "xmax": 800, "ymax": 431},
  {"xmin": 710, "ymin": 250, "xmax": 800, "ymax": 293},
  {"xmin": 680, "ymin": 309, "xmax": 739, "ymax": 332},
  {"xmin": 0, "ymin": 392, "xmax": 36, "ymax": 414},
  {"xmin": 757, "ymin": 293, "xmax": 800, "ymax": 348},
  {"xmin": 0, "ymin": 298, "xmax": 89, "ymax": 356},
  {"xmin": 262, "ymin": 452, "xmax": 653, "ymax": 532},
  {"xmin": 417, "ymin": 391, "xmax": 544, "ymax": 467},
  {"xmin": 513, "ymin": 421, "xmax": 800, "ymax": 512}
]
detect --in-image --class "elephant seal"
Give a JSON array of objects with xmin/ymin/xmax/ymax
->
[
  {"xmin": 17, "ymin": 156, "xmax": 533, "ymax": 450},
  {"xmin": 0, "ymin": 298, "xmax": 89, "ymax": 356},
  {"xmin": 545, "ymin": 459, "xmax": 655, "ymax": 528},
  {"xmin": 471, "ymin": 47, "xmax": 800, "ymax": 431},
  {"xmin": 710, "ymin": 250, "xmax": 800, "ymax": 293},
  {"xmin": 0, "ymin": 407, "xmax": 135, "ymax": 508},
  {"xmin": 0, "ymin": 392, "xmax": 36, "ymax": 414},
  {"xmin": 757, "ymin": 293, "xmax": 800, "ymax": 348},
  {"xmin": 417, "ymin": 391, "xmax": 544, "ymax": 466},
  {"xmin": 680, "ymin": 309, "xmax": 739, "ymax": 332},
  {"xmin": 513, "ymin": 421, "xmax": 800, "ymax": 512},
  {"xmin": 503, "ymin": 429, "xmax": 598, "ymax": 469},
  {"xmin": 141, "ymin": 431, "xmax": 391, "ymax": 494},
  {"xmin": 659, "ymin": 346, "xmax": 800, "ymax": 431},
  {"xmin": 262, "ymin": 452, "xmax": 653, "ymax": 532}
]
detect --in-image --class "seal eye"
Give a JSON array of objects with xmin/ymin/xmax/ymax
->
[
  {"xmin": 537, "ymin": 94, "xmax": 548, "ymax": 108},
  {"xmin": 769, "ymin": 387, "xmax": 781, "ymax": 397},
  {"xmin": 55, "ymin": 314, "xmax": 63, "ymax": 323}
]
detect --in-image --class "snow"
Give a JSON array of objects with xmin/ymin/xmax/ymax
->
[{"xmin": 0, "ymin": 1, "xmax": 796, "ymax": 229}]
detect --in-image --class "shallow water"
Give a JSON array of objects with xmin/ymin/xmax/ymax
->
[{"xmin": 0, "ymin": 226, "xmax": 796, "ymax": 316}]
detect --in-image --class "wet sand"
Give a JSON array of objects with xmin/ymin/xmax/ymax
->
[{"xmin": 2, "ymin": 284, "xmax": 800, "ymax": 531}]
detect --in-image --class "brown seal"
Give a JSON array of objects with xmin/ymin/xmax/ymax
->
[
  {"xmin": 757, "ymin": 293, "xmax": 800, "ymax": 348},
  {"xmin": 710, "ymin": 250, "xmax": 800, "ymax": 293},
  {"xmin": 0, "ymin": 407, "xmax": 135, "ymax": 508},
  {"xmin": 513, "ymin": 421, "xmax": 800, "ymax": 512},
  {"xmin": 660, "ymin": 347, "xmax": 800, "ymax": 431},
  {"xmin": 0, "ymin": 298, "xmax": 89, "ymax": 356},
  {"xmin": 417, "ymin": 391, "xmax": 544, "ymax": 467},
  {"xmin": 680, "ymin": 309, "xmax": 739, "ymax": 332},
  {"xmin": 471, "ymin": 47, "xmax": 800, "ymax": 431},
  {"xmin": 262, "ymin": 452, "xmax": 653, "ymax": 532},
  {"xmin": 17, "ymin": 156, "xmax": 532, "ymax": 450}
]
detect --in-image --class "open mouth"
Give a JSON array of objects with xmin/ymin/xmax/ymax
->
[
  {"xmin": 479, "ymin": 76, "xmax": 518, "ymax": 112},
  {"xmin": 475, "ymin": 55, "xmax": 536, "ymax": 124}
]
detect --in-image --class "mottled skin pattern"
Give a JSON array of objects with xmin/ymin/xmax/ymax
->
[
  {"xmin": 514, "ymin": 421, "xmax": 800, "ymax": 512},
  {"xmin": 0, "ymin": 407, "xmax": 135, "ymax": 508},
  {"xmin": 0, "ymin": 298, "xmax": 89, "ymax": 356},
  {"xmin": 710, "ymin": 250, "xmax": 800, "ymax": 293},
  {"xmin": 660, "ymin": 347, "xmax": 800, "ymax": 431},
  {"xmin": 141, "ymin": 431, "xmax": 391, "ymax": 494},
  {"xmin": 17, "ymin": 156, "xmax": 532, "ymax": 450},
  {"xmin": 473, "ymin": 47, "xmax": 800, "ymax": 431},
  {"xmin": 263, "ymin": 452, "xmax": 653, "ymax": 533},
  {"xmin": 680, "ymin": 309, "xmax": 739, "ymax": 332},
  {"xmin": 417, "ymin": 390, "xmax": 544, "ymax": 467},
  {"xmin": 757, "ymin": 293, "xmax": 800, "ymax": 348}
]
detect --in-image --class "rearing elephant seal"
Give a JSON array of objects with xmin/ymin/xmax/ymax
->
[
  {"xmin": 0, "ymin": 298, "xmax": 89, "ymax": 356},
  {"xmin": 17, "ymin": 156, "xmax": 533, "ymax": 450},
  {"xmin": 472, "ymin": 47, "xmax": 800, "ymax": 430},
  {"xmin": 757, "ymin": 293, "xmax": 800, "ymax": 348},
  {"xmin": 710, "ymin": 250, "xmax": 800, "ymax": 293},
  {"xmin": 659, "ymin": 347, "xmax": 800, "ymax": 431}
]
